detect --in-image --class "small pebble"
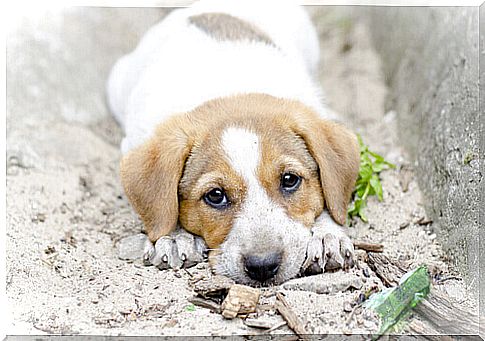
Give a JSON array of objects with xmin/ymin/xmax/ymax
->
[
  {"xmin": 343, "ymin": 302, "xmax": 353, "ymax": 313},
  {"xmin": 343, "ymin": 328, "xmax": 353, "ymax": 335},
  {"xmin": 356, "ymin": 293, "xmax": 366, "ymax": 305}
]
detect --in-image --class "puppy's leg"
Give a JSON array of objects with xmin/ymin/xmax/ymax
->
[
  {"xmin": 144, "ymin": 227, "xmax": 208, "ymax": 270},
  {"xmin": 302, "ymin": 211, "xmax": 354, "ymax": 274}
]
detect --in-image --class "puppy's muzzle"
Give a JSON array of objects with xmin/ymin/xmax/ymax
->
[{"xmin": 243, "ymin": 252, "xmax": 282, "ymax": 282}]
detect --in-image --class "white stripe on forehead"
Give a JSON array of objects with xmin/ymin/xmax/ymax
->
[{"xmin": 221, "ymin": 127, "xmax": 260, "ymax": 182}]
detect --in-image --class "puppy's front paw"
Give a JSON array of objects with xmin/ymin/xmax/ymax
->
[
  {"xmin": 302, "ymin": 213, "xmax": 354, "ymax": 274},
  {"xmin": 144, "ymin": 228, "xmax": 208, "ymax": 270}
]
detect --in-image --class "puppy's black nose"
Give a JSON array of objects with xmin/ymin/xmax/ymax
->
[{"xmin": 244, "ymin": 253, "xmax": 282, "ymax": 282}]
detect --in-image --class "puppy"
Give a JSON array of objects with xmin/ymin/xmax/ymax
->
[{"xmin": 107, "ymin": 0, "xmax": 359, "ymax": 286}]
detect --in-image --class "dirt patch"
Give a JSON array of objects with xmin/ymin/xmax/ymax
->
[{"xmin": 6, "ymin": 6, "xmax": 477, "ymax": 336}]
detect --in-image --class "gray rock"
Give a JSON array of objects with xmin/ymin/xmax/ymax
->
[
  {"xmin": 282, "ymin": 272, "xmax": 363, "ymax": 294},
  {"xmin": 118, "ymin": 233, "xmax": 150, "ymax": 261}
]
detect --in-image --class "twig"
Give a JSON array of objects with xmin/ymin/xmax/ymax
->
[
  {"xmin": 244, "ymin": 318, "xmax": 273, "ymax": 329},
  {"xmin": 353, "ymin": 240, "xmax": 384, "ymax": 253},
  {"xmin": 188, "ymin": 296, "xmax": 221, "ymax": 313},
  {"xmin": 435, "ymin": 275, "xmax": 462, "ymax": 284},
  {"xmin": 264, "ymin": 321, "xmax": 287, "ymax": 334},
  {"xmin": 345, "ymin": 304, "xmax": 362, "ymax": 326},
  {"xmin": 275, "ymin": 292, "xmax": 308, "ymax": 339}
]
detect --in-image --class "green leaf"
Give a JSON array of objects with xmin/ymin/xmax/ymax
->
[
  {"xmin": 358, "ymin": 207, "xmax": 368, "ymax": 222},
  {"xmin": 371, "ymin": 162, "xmax": 386, "ymax": 173},
  {"xmin": 359, "ymin": 165, "xmax": 373, "ymax": 182},
  {"xmin": 348, "ymin": 135, "xmax": 395, "ymax": 222},
  {"xmin": 369, "ymin": 174, "xmax": 383, "ymax": 201},
  {"xmin": 356, "ymin": 186, "xmax": 367, "ymax": 198}
]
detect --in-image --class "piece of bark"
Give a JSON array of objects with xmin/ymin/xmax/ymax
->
[
  {"xmin": 413, "ymin": 289, "xmax": 485, "ymax": 335},
  {"xmin": 367, "ymin": 253, "xmax": 409, "ymax": 287},
  {"xmin": 275, "ymin": 292, "xmax": 308, "ymax": 338},
  {"xmin": 188, "ymin": 296, "xmax": 221, "ymax": 313},
  {"xmin": 221, "ymin": 284, "xmax": 260, "ymax": 319},
  {"xmin": 407, "ymin": 319, "xmax": 445, "ymax": 339},
  {"xmin": 192, "ymin": 275, "xmax": 235, "ymax": 300},
  {"xmin": 353, "ymin": 240, "xmax": 384, "ymax": 253}
]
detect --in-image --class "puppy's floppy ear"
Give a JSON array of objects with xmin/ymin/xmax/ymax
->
[
  {"xmin": 290, "ymin": 111, "xmax": 360, "ymax": 225},
  {"xmin": 120, "ymin": 117, "xmax": 194, "ymax": 242}
]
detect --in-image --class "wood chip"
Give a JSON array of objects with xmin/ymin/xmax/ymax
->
[
  {"xmin": 221, "ymin": 284, "xmax": 260, "ymax": 319},
  {"xmin": 353, "ymin": 240, "xmax": 384, "ymax": 253},
  {"xmin": 275, "ymin": 292, "xmax": 308, "ymax": 339}
]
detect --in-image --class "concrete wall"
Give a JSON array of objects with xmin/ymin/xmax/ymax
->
[
  {"xmin": 359, "ymin": 6, "xmax": 482, "ymax": 308},
  {"xmin": 480, "ymin": 3, "xmax": 484, "ymax": 320}
]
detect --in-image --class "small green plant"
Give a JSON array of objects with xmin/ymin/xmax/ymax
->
[
  {"xmin": 347, "ymin": 135, "xmax": 395, "ymax": 223},
  {"xmin": 463, "ymin": 150, "xmax": 476, "ymax": 165},
  {"xmin": 185, "ymin": 304, "xmax": 196, "ymax": 312}
]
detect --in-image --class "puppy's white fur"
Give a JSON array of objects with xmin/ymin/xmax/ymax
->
[{"xmin": 107, "ymin": 0, "xmax": 333, "ymax": 154}]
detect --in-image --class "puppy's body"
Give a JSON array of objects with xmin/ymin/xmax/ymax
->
[
  {"xmin": 107, "ymin": 0, "xmax": 330, "ymax": 154},
  {"xmin": 108, "ymin": 0, "xmax": 359, "ymax": 285}
]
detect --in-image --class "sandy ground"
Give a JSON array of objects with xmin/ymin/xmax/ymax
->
[{"xmin": 6, "ymin": 6, "xmax": 478, "ymax": 336}]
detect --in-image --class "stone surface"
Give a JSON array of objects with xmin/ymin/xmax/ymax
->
[
  {"xmin": 360, "ymin": 6, "xmax": 482, "ymax": 303},
  {"xmin": 480, "ymin": 3, "xmax": 484, "ymax": 321}
]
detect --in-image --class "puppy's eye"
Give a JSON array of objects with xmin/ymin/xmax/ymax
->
[
  {"xmin": 204, "ymin": 188, "xmax": 230, "ymax": 209},
  {"xmin": 280, "ymin": 173, "xmax": 301, "ymax": 193}
]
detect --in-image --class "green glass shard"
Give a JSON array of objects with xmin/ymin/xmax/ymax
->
[{"xmin": 364, "ymin": 266, "xmax": 431, "ymax": 339}]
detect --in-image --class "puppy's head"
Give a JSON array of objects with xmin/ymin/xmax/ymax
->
[{"xmin": 121, "ymin": 94, "xmax": 359, "ymax": 285}]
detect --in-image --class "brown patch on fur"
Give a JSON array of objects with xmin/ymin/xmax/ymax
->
[
  {"xmin": 121, "ymin": 94, "xmax": 359, "ymax": 248},
  {"xmin": 288, "ymin": 113, "xmax": 360, "ymax": 225},
  {"xmin": 178, "ymin": 140, "xmax": 247, "ymax": 248},
  {"xmin": 256, "ymin": 126, "xmax": 325, "ymax": 227},
  {"xmin": 188, "ymin": 13, "xmax": 275, "ymax": 47}
]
